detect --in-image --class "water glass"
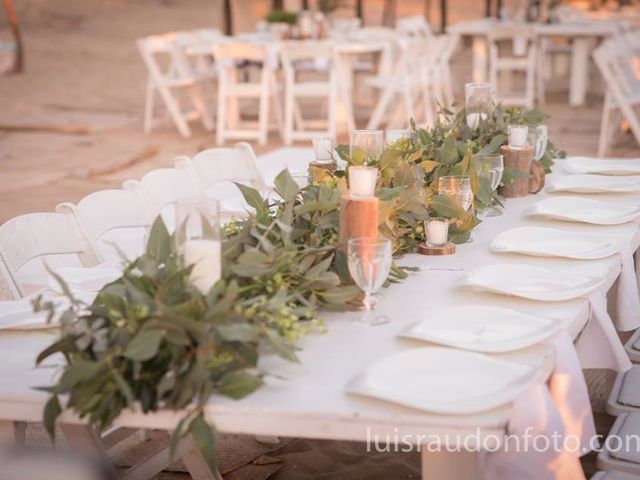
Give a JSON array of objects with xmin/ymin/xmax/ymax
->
[
  {"xmin": 312, "ymin": 136, "xmax": 334, "ymax": 165},
  {"xmin": 528, "ymin": 125, "xmax": 549, "ymax": 161},
  {"xmin": 175, "ymin": 198, "xmax": 221, "ymax": 294},
  {"xmin": 350, "ymin": 129, "xmax": 384, "ymax": 162},
  {"xmin": 437, "ymin": 175, "xmax": 473, "ymax": 212},
  {"xmin": 385, "ymin": 129, "xmax": 410, "ymax": 145},
  {"xmin": 472, "ymin": 154, "xmax": 504, "ymax": 217},
  {"xmin": 464, "ymin": 82, "xmax": 492, "ymax": 129},
  {"xmin": 347, "ymin": 237, "xmax": 392, "ymax": 326}
]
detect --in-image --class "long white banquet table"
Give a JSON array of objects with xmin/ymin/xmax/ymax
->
[
  {"xmin": 0, "ymin": 147, "xmax": 639, "ymax": 479},
  {"xmin": 447, "ymin": 19, "xmax": 618, "ymax": 106}
]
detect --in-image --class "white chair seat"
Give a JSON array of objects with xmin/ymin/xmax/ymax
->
[
  {"xmin": 607, "ymin": 365, "xmax": 640, "ymax": 415},
  {"xmin": 592, "ymin": 471, "xmax": 640, "ymax": 480},
  {"xmin": 598, "ymin": 413, "xmax": 640, "ymax": 475},
  {"xmin": 624, "ymin": 329, "xmax": 640, "ymax": 363}
]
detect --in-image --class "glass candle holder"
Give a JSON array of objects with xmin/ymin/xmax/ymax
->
[
  {"xmin": 424, "ymin": 218, "xmax": 449, "ymax": 247},
  {"xmin": 528, "ymin": 125, "xmax": 548, "ymax": 161},
  {"xmin": 350, "ymin": 129, "xmax": 384, "ymax": 161},
  {"xmin": 175, "ymin": 198, "xmax": 221, "ymax": 294},
  {"xmin": 385, "ymin": 129, "xmax": 410, "ymax": 144},
  {"xmin": 438, "ymin": 175, "xmax": 473, "ymax": 212},
  {"xmin": 348, "ymin": 165, "xmax": 378, "ymax": 198},
  {"xmin": 471, "ymin": 154, "xmax": 504, "ymax": 217},
  {"xmin": 312, "ymin": 136, "xmax": 335, "ymax": 164},
  {"xmin": 464, "ymin": 82, "xmax": 492, "ymax": 129},
  {"xmin": 508, "ymin": 124, "xmax": 529, "ymax": 149}
]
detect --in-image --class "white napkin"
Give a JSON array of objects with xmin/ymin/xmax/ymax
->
[
  {"xmin": 47, "ymin": 265, "xmax": 121, "ymax": 295},
  {"xmin": 575, "ymin": 292, "xmax": 632, "ymax": 372},
  {"xmin": 548, "ymin": 332, "xmax": 596, "ymax": 453},
  {"xmin": 612, "ymin": 244, "xmax": 640, "ymax": 331},
  {"xmin": 481, "ymin": 384, "xmax": 585, "ymax": 480}
]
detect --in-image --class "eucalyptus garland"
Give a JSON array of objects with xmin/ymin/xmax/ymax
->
[{"xmin": 34, "ymin": 105, "xmax": 563, "ymax": 471}]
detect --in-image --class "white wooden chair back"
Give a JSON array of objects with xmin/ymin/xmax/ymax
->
[
  {"xmin": 329, "ymin": 17, "xmax": 362, "ymax": 34},
  {"xmin": 57, "ymin": 189, "xmax": 151, "ymax": 264},
  {"xmin": 280, "ymin": 41, "xmax": 337, "ymax": 144},
  {"xmin": 0, "ymin": 213, "xmax": 98, "ymax": 296},
  {"xmin": 396, "ymin": 15, "xmax": 433, "ymax": 38},
  {"xmin": 137, "ymin": 33, "xmax": 214, "ymax": 137},
  {"xmin": 123, "ymin": 168, "xmax": 200, "ymax": 230},
  {"xmin": 181, "ymin": 143, "xmax": 267, "ymax": 191}
]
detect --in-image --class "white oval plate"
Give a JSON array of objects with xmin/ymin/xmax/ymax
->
[
  {"xmin": 399, "ymin": 306, "xmax": 561, "ymax": 353},
  {"xmin": 546, "ymin": 174, "xmax": 640, "ymax": 193},
  {"xmin": 563, "ymin": 157, "xmax": 640, "ymax": 176},
  {"xmin": 346, "ymin": 347, "xmax": 538, "ymax": 414},
  {"xmin": 462, "ymin": 264, "xmax": 604, "ymax": 301},
  {"xmin": 527, "ymin": 197, "xmax": 640, "ymax": 225},
  {"xmin": 491, "ymin": 226, "xmax": 622, "ymax": 259}
]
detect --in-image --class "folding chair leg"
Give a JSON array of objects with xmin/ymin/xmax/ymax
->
[
  {"xmin": 258, "ymin": 74, "xmax": 270, "ymax": 145},
  {"xmin": 216, "ymin": 85, "xmax": 227, "ymax": 145},
  {"xmin": 284, "ymin": 89, "xmax": 294, "ymax": 146},
  {"xmin": 598, "ymin": 91, "xmax": 613, "ymax": 157},
  {"xmin": 0, "ymin": 420, "xmax": 26, "ymax": 447},
  {"xmin": 143, "ymin": 79, "xmax": 155, "ymax": 134},
  {"xmin": 189, "ymin": 84, "xmax": 215, "ymax": 132},
  {"xmin": 157, "ymin": 86, "xmax": 192, "ymax": 137}
]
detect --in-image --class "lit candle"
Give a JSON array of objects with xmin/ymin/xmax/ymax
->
[
  {"xmin": 183, "ymin": 239, "xmax": 221, "ymax": 293},
  {"xmin": 508, "ymin": 125, "xmax": 529, "ymax": 149},
  {"xmin": 466, "ymin": 112, "xmax": 487, "ymax": 129},
  {"xmin": 424, "ymin": 218, "xmax": 449, "ymax": 247},
  {"xmin": 348, "ymin": 166, "xmax": 378, "ymax": 197}
]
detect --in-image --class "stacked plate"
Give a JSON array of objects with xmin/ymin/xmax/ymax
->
[
  {"xmin": 527, "ymin": 197, "xmax": 640, "ymax": 225},
  {"xmin": 563, "ymin": 157, "xmax": 640, "ymax": 176},
  {"xmin": 491, "ymin": 226, "xmax": 622, "ymax": 259},
  {"xmin": 546, "ymin": 175, "xmax": 640, "ymax": 194}
]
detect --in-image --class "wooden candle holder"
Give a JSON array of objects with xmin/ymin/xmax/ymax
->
[
  {"xmin": 418, "ymin": 242, "xmax": 456, "ymax": 255},
  {"xmin": 498, "ymin": 145, "xmax": 534, "ymax": 198},
  {"xmin": 338, "ymin": 195, "xmax": 379, "ymax": 250}
]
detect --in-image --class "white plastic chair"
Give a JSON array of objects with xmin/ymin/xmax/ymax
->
[
  {"xmin": 396, "ymin": 15, "xmax": 434, "ymax": 38},
  {"xmin": 123, "ymin": 167, "xmax": 201, "ymax": 230},
  {"xmin": 0, "ymin": 213, "xmax": 98, "ymax": 297},
  {"xmin": 57, "ymin": 189, "xmax": 152, "ymax": 265},
  {"xmin": 137, "ymin": 33, "xmax": 214, "ymax": 137},
  {"xmin": 212, "ymin": 42, "xmax": 282, "ymax": 145},
  {"xmin": 487, "ymin": 26, "xmax": 537, "ymax": 108},
  {"xmin": 280, "ymin": 41, "xmax": 338, "ymax": 144},
  {"xmin": 593, "ymin": 37, "xmax": 640, "ymax": 157}
]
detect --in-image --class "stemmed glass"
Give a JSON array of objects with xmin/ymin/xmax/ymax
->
[
  {"xmin": 175, "ymin": 198, "xmax": 222, "ymax": 294},
  {"xmin": 350, "ymin": 129, "xmax": 384, "ymax": 162},
  {"xmin": 347, "ymin": 238, "xmax": 392, "ymax": 326},
  {"xmin": 438, "ymin": 175, "xmax": 474, "ymax": 242},
  {"xmin": 471, "ymin": 154, "xmax": 504, "ymax": 217},
  {"xmin": 464, "ymin": 82, "xmax": 492, "ymax": 129},
  {"xmin": 528, "ymin": 125, "xmax": 549, "ymax": 161}
]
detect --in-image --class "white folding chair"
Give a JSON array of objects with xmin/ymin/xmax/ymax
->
[
  {"xmin": 0, "ymin": 213, "xmax": 98, "ymax": 297},
  {"xmin": 396, "ymin": 15, "xmax": 434, "ymax": 38},
  {"xmin": 137, "ymin": 33, "xmax": 214, "ymax": 137},
  {"xmin": 487, "ymin": 26, "xmax": 537, "ymax": 108},
  {"xmin": 57, "ymin": 189, "xmax": 152, "ymax": 265},
  {"xmin": 432, "ymin": 34, "xmax": 460, "ymax": 112},
  {"xmin": 328, "ymin": 17, "xmax": 362, "ymax": 35},
  {"xmin": 280, "ymin": 41, "xmax": 338, "ymax": 144},
  {"xmin": 212, "ymin": 42, "xmax": 282, "ymax": 145},
  {"xmin": 593, "ymin": 37, "xmax": 640, "ymax": 157},
  {"xmin": 123, "ymin": 167, "xmax": 201, "ymax": 230}
]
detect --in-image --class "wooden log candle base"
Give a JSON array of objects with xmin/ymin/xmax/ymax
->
[
  {"xmin": 338, "ymin": 195, "xmax": 379, "ymax": 250},
  {"xmin": 499, "ymin": 145, "xmax": 534, "ymax": 198},
  {"xmin": 418, "ymin": 242, "xmax": 456, "ymax": 255}
]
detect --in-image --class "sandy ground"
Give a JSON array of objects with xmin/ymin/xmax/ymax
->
[{"xmin": 1, "ymin": 1, "xmax": 640, "ymax": 479}]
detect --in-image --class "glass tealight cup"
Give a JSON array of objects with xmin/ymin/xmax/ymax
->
[{"xmin": 424, "ymin": 217, "xmax": 449, "ymax": 247}]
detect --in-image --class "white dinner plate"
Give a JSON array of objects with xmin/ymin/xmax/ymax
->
[
  {"xmin": 527, "ymin": 197, "xmax": 640, "ymax": 225},
  {"xmin": 563, "ymin": 157, "xmax": 640, "ymax": 175},
  {"xmin": 546, "ymin": 175, "xmax": 640, "ymax": 194},
  {"xmin": 399, "ymin": 306, "xmax": 561, "ymax": 353},
  {"xmin": 346, "ymin": 347, "xmax": 538, "ymax": 414},
  {"xmin": 491, "ymin": 226, "xmax": 622, "ymax": 259},
  {"xmin": 461, "ymin": 264, "xmax": 604, "ymax": 301}
]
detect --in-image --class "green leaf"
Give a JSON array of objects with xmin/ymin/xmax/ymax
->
[
  {"xmin": 123, "ymin": 329, "xmax": 164, "ymax": 361},
  {"xmin": 274, "ymin": 169, "xmax": 300, "ymax": 201},
  {"xmin": 217, "ymin": 371, "xmax": 263, "ymax": 399},
  {"xmin": 265, "ymin": 329, "xmax": 299, "ymax": 362},
  {"xmin": 436, "ymin": 136, "xmax": 459, "ymax": 164},
  {"xmin": 234, "ymin": 183, "xmax": 265, "ymax": 213},
  {"xmin": 477, "ymin": 134, "xmax": 507, "ymax": 155},
  {"xmin": 113, "ymin": 370, "xmax": 135, "ymax": 408},
  {"xmin": 216, "ymin": 323, "xmax": 260, "ymax": 342},
  {"xmin": 59, "ymin": 359, "xmax": 103, "ymax": 391},
  {"xmin": 318, "ymin": 285, "xmax": 361, "ymax": 304},
  {"xmin": 189, "ymin": 412, "xmax": 218, "ymax": 474},
  {"xmin": 146, "ymin": 216, "xmax": 172, "ymax": 262},
  {"xmin": 43, "ymin": 395, "xmax": 61, "ymax": 439}
]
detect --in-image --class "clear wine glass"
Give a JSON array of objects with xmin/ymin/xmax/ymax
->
[
  {"xmin": 347, "ymin": 237, "xmax": 392, "ymax": 326},
  {"xmin": 349, "ymin": 129, "xmax": 384, "ymax": 162},
  {"xmin": 471, "ymin": 154, "xmax": 504, "ymax": 217},
  {"xmin": 528, "ymin": 125, "xmax": 549, "ymax": 161},
  {"xmin": 464, "ymin": 82, "xmax": 492, "ymax": 129},
  {"xmin": 438, "ymin": 175, "xmax": 474, "ymax": 242}
]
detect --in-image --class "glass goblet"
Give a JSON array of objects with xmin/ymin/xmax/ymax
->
[
  {"xmin": 471, "ymin": 154, "xmax": 504, "ymax": 217},
  {"xmin": 349, "ymin": 129, "xmax": 384, "ymax": 163}
]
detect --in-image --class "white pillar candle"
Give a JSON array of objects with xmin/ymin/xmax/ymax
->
[
  {"xmin": 349, "ymin": 166, "xmax": 378, "ymax": 197},
  {"xmin": 466, "ymin": 112, "xmax": 487, "ymax": 129},
  {"xmin": 425, "ymin": 218, "xmax": 449, "ymax": 247},
  {"xmin": 183, "ymin": 239, "xmax": 221, "ymax": 293},
  {"xmin": 508, "ymin": 125, "xmax": 529, "ymax": 149}
]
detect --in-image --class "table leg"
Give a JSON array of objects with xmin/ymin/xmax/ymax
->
[
  {"xmin": 421, "ymin": 448, "xmax": 481, "ymax": 480},
  {"xmin": 472, "ymin": 36, "xmax": 488, "ymax": 83},
  {"xmin": 569, "ymin": 38, "xmax": 590, "ymax": 106}
]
